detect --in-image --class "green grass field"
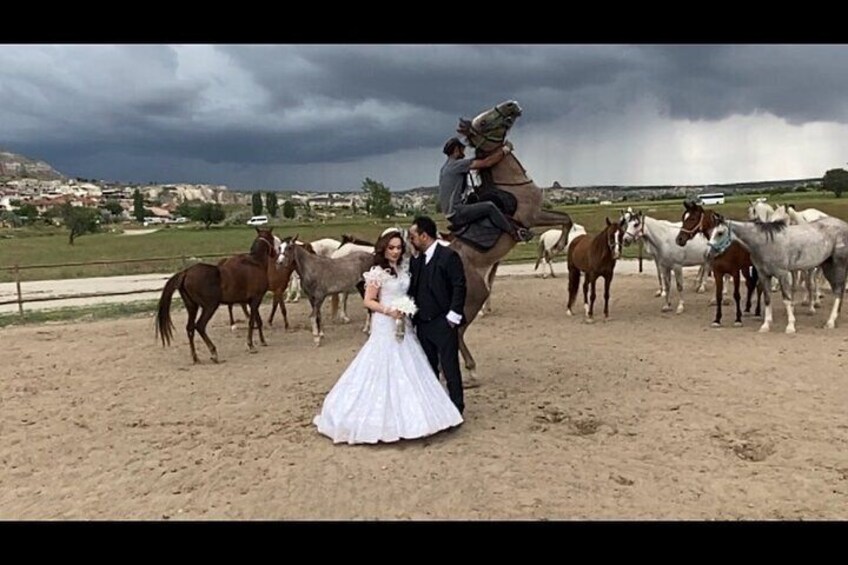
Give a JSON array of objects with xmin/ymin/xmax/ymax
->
[{"xmin": 2, "ymin": 191, "xmax": 846, "ymax": 283}]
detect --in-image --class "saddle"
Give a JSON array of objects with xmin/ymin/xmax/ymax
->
[{"xmin": 447, "ymin": 169, "xmax": 523, "ymax": 251}]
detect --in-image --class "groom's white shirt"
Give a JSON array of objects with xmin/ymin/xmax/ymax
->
[{"xmin": 423, "ymin": 241, "xmax": 462, "ymax": 326}]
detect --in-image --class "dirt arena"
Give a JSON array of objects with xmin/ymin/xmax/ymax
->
[{"xmin": 3, "ymin": 271, "xmax": 848, "ymax": 520}]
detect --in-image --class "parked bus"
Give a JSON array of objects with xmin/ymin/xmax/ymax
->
[{"xmin": 696, "ymin": 192, "xmax": 725, "ymax": 205}]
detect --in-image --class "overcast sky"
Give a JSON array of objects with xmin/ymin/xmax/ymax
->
[{"xmin": 2, "ymin": 44, "xmax": 848, "ymax": 192}]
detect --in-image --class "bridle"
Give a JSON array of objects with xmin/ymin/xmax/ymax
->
[{"xmin": 677, "ymin": 210, "xmax": 705, "ymax": 240}]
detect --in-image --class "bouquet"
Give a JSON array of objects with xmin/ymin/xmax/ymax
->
[{"xmin": 390, "ymin": 296, "xmax": 418, "ymax": 341}]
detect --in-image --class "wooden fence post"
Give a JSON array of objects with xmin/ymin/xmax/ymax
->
[{"xmin": 14, "ymin": 264, "xmax": 24, "ymax": 316}]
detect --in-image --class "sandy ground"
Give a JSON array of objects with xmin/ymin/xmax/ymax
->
[{"xmin": 2, "ymin": 270, "xmax": 848, "ymax": 520}]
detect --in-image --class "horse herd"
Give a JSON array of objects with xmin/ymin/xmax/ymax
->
[
  {"xmin": 154, "ymin": 196, "xmax": 848, "ymax": 367},
  {"xmin": 554, "ymin": 198, "xmax": 848, "ymax": 335}
]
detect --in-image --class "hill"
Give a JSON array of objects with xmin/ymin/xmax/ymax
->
[{"xmin": 0, "ymin": 149, "xmax": 66, "ymax": 181}]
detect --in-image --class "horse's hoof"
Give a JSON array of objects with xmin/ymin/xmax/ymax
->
[
  {"xmin": 248, "ymin": 347, "xmax": 258, "ymax": 354},
  {"xmin": 211, "ymin": 357, "xmax": 219, "ymax": 364},
  {"xmin": 661, "ymin": 305, "xmax": 672, "ymax": 313},
  {"xmin": 675, "ymin": 305, "xmax": 685, "ymax": 314},
  {"xmin": 654, "ymin": 290, "xmax": 663, "ymax": 298},
  {"xmin": 733, "ymin": 321, "xmax": 743, "ymax": 327},
  {"xmin": 230, "ymin": 324, "xmax": 238, "ymax": 332},
  {"xmin": 463, "ymin": 377, "xmax": 482, "ymax": 389},
  {"xmin": 696, "ymin": 287, "xmax": 706, "ymax": 294},
  {"xmin": 584, "ymin": 317, "xmax": 595, "ymax": 324},
  {"xmin": 785, "ymin": 326, "xmax": 796, "ymax": 335},
  {"xmin": 711, "ymin": 322, "xmax": 721, "ymax": 328},
  {"xmin": 566, "ymin": 309, "xmax": 573, "ymax": 317},
  {"xmin": 758, "ymin": 326, "xmax": 770, "ymax": 333},
  {"xmin": 825, "ymin": 322, "xmax": 836, "ymax": 330}
]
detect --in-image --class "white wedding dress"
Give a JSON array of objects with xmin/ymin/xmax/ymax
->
[{"xmin": 313, "ymin": 264, "xmax": 464, "ymax": 444}]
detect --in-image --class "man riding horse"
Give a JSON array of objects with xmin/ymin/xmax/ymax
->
[{"xmin": 439, "ymin": 136, "xmax": 535, "ymax": 243}]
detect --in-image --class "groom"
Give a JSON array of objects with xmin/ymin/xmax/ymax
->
[{"xmin": 408, "ymin": 215, "xmax": 467, "ymax": 415}]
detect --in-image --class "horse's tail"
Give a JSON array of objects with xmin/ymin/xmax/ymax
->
[{"xmin": 155, "ymin": 270, "xmax": 185, "ymax": 347}]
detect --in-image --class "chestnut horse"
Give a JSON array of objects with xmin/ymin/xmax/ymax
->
[
  {"xmin": 565, "ymin": 218, "xmax": 624, "ymax": 322},
  {"xmin": 155, "ymin": 227, "xmax": 276, "ymax": 363},
  {"xmin": 675, "ymin": 201, "xmax": 762, "ymax": 327},
  {"xmin": 226, "ymin": 236, "xmax": 316, "ymax": 330},
  {"xmin": 449, "ymin": 101, "xmax": 574, "ymax": 386}
]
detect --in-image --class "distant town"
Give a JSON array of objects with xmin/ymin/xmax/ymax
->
[{"xmin": 0, "ymin": 149, "xmax": 824, "ymax": 226}]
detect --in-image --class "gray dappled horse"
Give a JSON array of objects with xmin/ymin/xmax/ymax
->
[{"xmin": 706, "ymin": 214, "xmax": 848, "ymax": 333}]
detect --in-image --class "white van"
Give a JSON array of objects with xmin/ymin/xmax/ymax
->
[{"xmin": 246, "ymin": 215, "xmax": 269, "ymax": 226}]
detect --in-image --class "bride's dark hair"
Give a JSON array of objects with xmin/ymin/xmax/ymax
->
[{"xmin": 372, "ymin": 231, "xmax": 405, "ymax": 276}]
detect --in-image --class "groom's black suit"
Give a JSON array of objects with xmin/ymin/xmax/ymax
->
[{"xmin": 409, "ymin": 243, "xmax": 467, "ymax": 414}]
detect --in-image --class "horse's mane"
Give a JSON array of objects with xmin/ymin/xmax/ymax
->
[
  {"xmin": 340, "ymin": 234, "xmax": 373, "ymax": 247},
  {"xmin": 750, "ymin": 218, "xmax": 788, "ymax": 242}
]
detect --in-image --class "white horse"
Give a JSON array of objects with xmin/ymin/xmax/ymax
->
[
  {"xmin": 620, "ymin": 209, "xmax": 709, "ymax": 298},
  {"xmin": 621, "ymin": 211, "xmax": 711, "ymax": 314},
  {"xmin": 747, "ymin": 199, "xmax": 793, "ymax": 293},
  {"xmin": 787, "ymin": 204, "xmax": 829, "ymax": 223},
  {"xmin": 707, "ymin": 214, "xmax": 848, "ymax": 333},
  {"xmin": 534, "ymin": 223, "xmax": 586, "ymax": 278},
  {"xmin": 784, "ymin": 204, "xmax": 829, "ymax": 307}
]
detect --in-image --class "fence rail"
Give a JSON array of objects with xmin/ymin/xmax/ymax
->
[{"xmin": 1, "ymin": 252, "xmax": 240, "ymax": 316}]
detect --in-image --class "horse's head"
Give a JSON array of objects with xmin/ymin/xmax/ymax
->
[
  {"xmin": 252, "ymin": 227, "xmax": 276, "ymax": 259},
  {"xmin": 620, "ymin": 210, "xmax": 644, "ymax": 247},
  {"xmin": 676, "ymin": 199, "xmax": 708, "ymax": 247},
  {"xmin": 605, "ymin": 217, "xmax": 623, "ymax": 260},
  {"xmin": 705, "ymin": 213, "xmax": 732, "ymax": 259},
  {"xmin": 458, "ymin": 100, "xmax": 522, "ymax": 153},
  {"xmin": 747, "ymin": 198, "xmax": 773, "ymax": 222},
  {"xmin": 276, "ymin": 233, "xmax": 299, "ymax": 266}
]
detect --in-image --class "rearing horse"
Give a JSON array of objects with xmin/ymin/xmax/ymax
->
[{"xmin": 450, "ymin": 100, "xmax": 575, "ymax": 386}]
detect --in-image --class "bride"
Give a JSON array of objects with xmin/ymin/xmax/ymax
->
[{"xmin": 313, "ymin": 230, "xmax": 464, "ymax": 444}]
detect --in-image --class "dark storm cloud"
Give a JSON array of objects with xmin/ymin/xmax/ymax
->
[{"xmin": 2, "ymin": 44, "xmax": 848, "ymax": 188}]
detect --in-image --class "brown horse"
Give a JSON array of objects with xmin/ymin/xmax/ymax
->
[
  {"xmin": 225, "ymin": 236, "xmax": 315, "ymax": 330},
  {"xmin": 155, "ymin": 227, "xmax": 276, "ymax": 363},
  {"xmin": 566, "ymin": 218, "xmax": 623, "ymax": 322},
  {"xmin": 675, "ymin": 201, "xmax": 762, "ymax": 327},
  {"xmin": 448, "ymin": 101, "xmax": 575, "ymax": 385}
]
